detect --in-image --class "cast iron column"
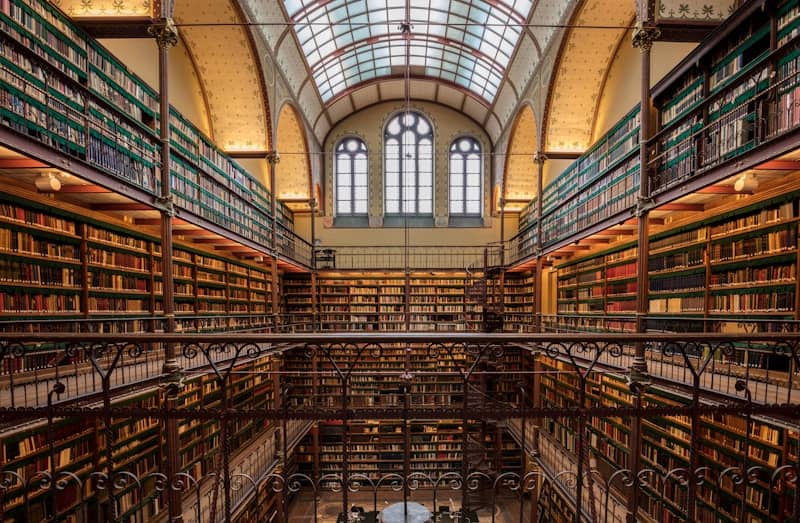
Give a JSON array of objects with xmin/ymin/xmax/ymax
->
[
  {"xmin": 533, "ymin": 152, "xmax": 546, "ymax": 332},
  {"xmin": 148, "ymin": 16, "xmax": 183, "ymax": 522},
  {"xmin": 267, "ymin": 151, "xmax": 281, "ymax": 330},
  {"xmin": 310, "ymin": 198, "xmax": 319, "ymax": 331},
  {"xmin": 629, "ymin": 10, "xmax": 659, "ymax": 523}
]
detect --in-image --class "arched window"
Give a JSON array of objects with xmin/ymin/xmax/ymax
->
[
  {"xmin": 384, "ymin": 112, "xmax": 433, "ymax": 215},
  {"xmin": 335, "ymin": 137, "xmax": 368, "ymax": 215},
  {"xmin": 449, "ymin": 137, "xmax": 482, "ymax": 215}
]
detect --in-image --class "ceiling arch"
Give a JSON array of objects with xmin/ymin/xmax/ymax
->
[
  {"xmin": 174, "ymin": 0, "xmax": 271, "ymax": 152},
  {"xmin": 276, "ymin": 103, "xmax": 312, "ymax": 203},
  {"xmin": 503, "ymin": 104, "xmax": 538, "ymax": 211},
  {"xmin": 543, "ymin": 0, "xmax": 634, "ymax": 153}
]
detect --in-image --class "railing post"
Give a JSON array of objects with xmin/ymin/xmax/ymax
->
[
  {"xmin": 266, "ymin": 151, "xmax": 281, "ymax": 332},
  {"xmin": 148, "ymin": 16, "xmax": 184, "ymax": 523},
  {"xmin": 533, "ymin": 152, "xmax": 547, "ymax": 333}
]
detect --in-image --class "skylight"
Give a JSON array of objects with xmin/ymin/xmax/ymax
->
[{"xmin": 283, "ymin": 0, "xmax": 532, "ymax": 103}]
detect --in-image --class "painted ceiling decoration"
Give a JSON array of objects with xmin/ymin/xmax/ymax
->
[
  {"xmin": 175, "ymin": 0, "xmax": 270, "ymax": 152},
  {"xmin": 543, "ymin": 0, "xmax": 634, "ymax": 152},
  {"xmin": 275, "ymin": 104, "xmax": 312, "ymax": 206},
  {"xmin": 282, "ymin": 0, "xmax": 533, "ymax": 105},
  {"xmin": 50, "ymin": 0, "xmax": 153, "ymax": 17},
  {"xmin": 503, "ymin": 104, "xmax": 537, "ymax": 211},
  {"xmin": 656, "ymin": 0, "xmax": 736, "ymax": 22}
]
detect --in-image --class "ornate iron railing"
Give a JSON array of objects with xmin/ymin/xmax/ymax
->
[{"xmin": 0, "ymin": 333, "xmax": 798, "ymax": 523}]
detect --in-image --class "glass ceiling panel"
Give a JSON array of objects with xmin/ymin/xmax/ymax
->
[{"xmin": 283, "ymin": 0, "xmax": 532, "ymax": 103}]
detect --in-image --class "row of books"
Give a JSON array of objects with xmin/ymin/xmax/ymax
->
[
  {"xmin": 710, "ymin": 201, "xmax": 794, "ymax": 236},
  {"xmin": 709, "ymin": 289, "xmax": 795, "ymax": 312},
  {"xmin": 708, "ymin": 227, "xmax": 797, "ymax": 261}
]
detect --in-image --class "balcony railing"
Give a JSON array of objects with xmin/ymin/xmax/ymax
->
[
  {"xmin": 312, "ymin": 245, "xmax": 502, "ymax": 271},
  {"xmin": 0, "ymin": 332, "xmax": 799, "ymax": 523}
]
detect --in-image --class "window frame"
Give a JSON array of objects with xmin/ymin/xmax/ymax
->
[
  {"xmin": 448, "ymin": 136, "xmax": 483, "ymax": 217},
  {"xmin": 334, "ymin": 136, "xmax": 369, "ymax": 217},
  {"xmin": 383, "ymin": 111, "xmax": 435, "ymax": 216}
]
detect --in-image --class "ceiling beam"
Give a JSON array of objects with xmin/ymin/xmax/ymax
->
[
  {"xmin": 581, "ymin": 238, "xmax": 611, "ymax": 244},
  {"xmin": 76, "ymin": 19, "xmax": 153, "ymax": 39},
  {"xmin": 92, "ymin": 203, "xmax": 153, "ymax": 211},
  {"xmin": 174, "ymin": 229, "xmax": 216, "ymax": 237},
  {"xmin": 557, "ymin": 245, "xmax": 592, "ymax": 252},
  {"xmin": 656, "ymin": 23, "xmax": 717, "ymax": 43},
  {"xmin": 755, "ymin": 160, "xmax": 800, "ymax": 170},
  {"xmin": 193, "ymin": 238, "xmax": 238, "ymax": 245},
  {"xmin": 697, "ymin": 185, "xmax": 740, "ymax": 194},
  {"xmin": 59, "ymin": 185, "xmax": 112, "ymax": 193},
  {"xmin": 0, "ymin": 158, "xmax": 48, "ymax": 168},
  {"xmin": 659, "ymin": 203, "xmax": 704, "ymax": 212},
  {"xmin": 595, "ymin": 228, "xmax": 635, "ymax": 236},
  {"xmin": 134, "ymin": 218, "xmax": 188, "ymax": 226},
  {"xmin": 215, "ymin": 246, "xmax": 259, "ymax": 254}
]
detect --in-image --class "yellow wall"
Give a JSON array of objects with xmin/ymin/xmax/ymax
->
[
  {"xmin": 593, "ymin": 35, "xmax": 697, "ymax": 139},
  {"xmin": 236, "ymin": 158, "xmax": 270, "ymax": 191},
  {"xmin": 323, "ymin": 101, "xmax": 493, "ymax": 229},
  {"xmin": 99, "ymin": 38, "xmax": 211, "ymax": 137}
]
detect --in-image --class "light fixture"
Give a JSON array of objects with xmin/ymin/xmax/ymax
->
[
  {"xmin": 734, "ymin": 173, "xmax": 758, "ymax": 193},
  {"xmin": 34, "ymin": 173, "xmax": 61, "ymax": 192}
]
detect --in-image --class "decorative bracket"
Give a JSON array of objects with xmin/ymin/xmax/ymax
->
[
  {"xmin": 631, "ymin": 22, "xmax": 660, "ymax": 52},
  {"xmin": 265, "ymin": 150, "xmax": 281, "ymax": 165},
  {"xmin": 148, "ymin": 18, "xmax": 179, "ymax": 49},
  {"xmin": 533, "ymin": 152, "xmax": 548, "ymax": 166},
  {"xmin": 156, "ymin": 195, "xmax": 176, "ymax": 217},
  {"xmin": 635, "ymin": 195, "xmax": 654, "ymax": 217}
]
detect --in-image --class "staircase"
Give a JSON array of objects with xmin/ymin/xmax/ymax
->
[{"xmin": 462, "ymin": 383, "xmax": 507, "ymax": 511}]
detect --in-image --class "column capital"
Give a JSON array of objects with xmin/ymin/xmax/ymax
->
[
  {"xmin": 148, "ymin": 18, "xmax": 179, "ymax": 49},
  {"xmin": 533, "ymin": 152, "xmax": 548, "ymax": 165},
  {"xmin": 635, "ymin": 195, "xmax": 654, "ymax": 217},
  {"xmin": 266, "ymin": 150, "xmax": 281, "ymax": 165},
  {"xmin": 632, "ymin": 22, "xmax": 660, "ymax": 52}
]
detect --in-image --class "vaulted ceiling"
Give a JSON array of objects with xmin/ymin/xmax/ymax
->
[{"xmin": 56, "ymin": 0, "xmax": 737, "ymax": 192}]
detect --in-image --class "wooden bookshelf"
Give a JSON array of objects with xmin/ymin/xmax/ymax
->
[
  {"xmin": 0, "ymin": 0, "xmax": 294, "ymax": 259},
  {"xmin": 289, "ymin": 343, "xmax": 522, "ymax": 482},
  {"xmin": 502, "ymin": 272, "xmax": 535, "ymax": 332},
  {"xmin": 554, "ymin": 193, "xmax": 800, "ymax": 333},
  {"xmin": 537, "ymin": 354, "xmax": 797, "ymax": 522},
  {"xmin": 0, "ymin": 187, "xmax": 276, "ymax": 340},
  {"xmin": 283, "ymin": 271, "xmax": 494, "ymax": 333},
  {"xmin": 1, "ymin": 352, "xmax": 280, "ymax": 522}
]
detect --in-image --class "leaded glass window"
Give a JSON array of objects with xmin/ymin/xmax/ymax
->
[
  {"xmin": 335, "ymin": 137, "xmax": 368, "ymax": 215},
  {"xmin": 384, "ymin": 112, "xmax": 433, "ymax": 215},
  {"xmin": 449, "ymin": 137, "xmax": 481, "ymax": 215}
]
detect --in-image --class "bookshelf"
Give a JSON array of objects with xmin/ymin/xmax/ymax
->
[
  {"xmin": 502, "ymin": 272, "xmax": 535, "ymax": 332},
  {"xmin": 284, "ymin": 270, "xmax": 528, "ymax": 334},
  {"xmin": 289, "ymin": 343, "xmax": 522, "ymax": 482},
  {"xmin": 0, "ymin": 0, "xmax": 296, "ymax": 264},
  {"xmin": 0, "ymin": 187, "xmax": 276, "ymax": 339},
  {"xmin": 537, "ymin": 353, "xmax": 797, "ymax": 522},
  {"xmin": 555, "ymin": 245, "xmax": 638, "ymax": 332},
  {"xmin": 554, "ymin": 193, "xmax": 800, "ymax": 332},
  {"xmin": 509, "ymin": 0, "xmax": 800, "ymax": 261},
  {"xmin": 1, "ymin": 352, "xmax": 280, "ymax": 523}
]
